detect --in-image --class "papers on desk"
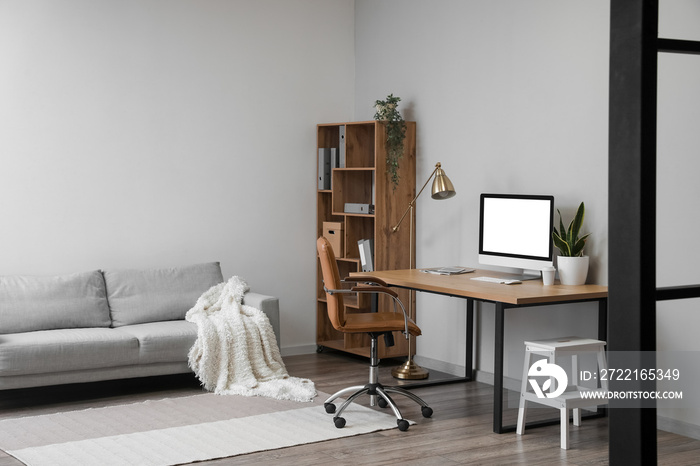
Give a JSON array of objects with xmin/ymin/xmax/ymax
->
[{"xmin": 421, "ymin": 267, "xmax": 475, "ymax": 275}]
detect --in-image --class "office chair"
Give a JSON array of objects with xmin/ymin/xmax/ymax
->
[{"xmin": 316, "ymin": 236, "xmax": 432, "ymax": 431}]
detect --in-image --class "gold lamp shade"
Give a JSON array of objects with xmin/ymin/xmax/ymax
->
[{"xmin": 431, "ymin": 165, "xmax": 456, "ymax": 199}]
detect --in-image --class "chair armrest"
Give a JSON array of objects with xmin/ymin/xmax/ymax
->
[
  {"xmin": 350, "ymin": 284, "xmax": 398, "ymax": 299},
  {"xmin": 323, "ymin": 280, "xmax": 412, "ymax": 337},
  {"xmin": 349, "ymin": 284, "xmax": 410, "ymax": 337},
  {"xmin": 343, "ymin": 275, "xmax": 389, "ymax": 287}
]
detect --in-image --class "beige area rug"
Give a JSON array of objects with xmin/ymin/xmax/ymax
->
[{"xmin": 0, "ymin": 391, "xmax": 410, "ymax": 466}]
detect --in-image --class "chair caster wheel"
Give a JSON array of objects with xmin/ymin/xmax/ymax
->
[
  {"xmin": 324, "ymin": 403, "xmax": 336, "ymax": 414},
  {"xmin": 397, "ymin": 419, "xmax": 410, "ymax": 431},
  {"xmin": 378, "ymin": 397, "xmax": 388, "ymax": 409},
  {"xmin": 334, "ymin": 417, "xmax": 346, "ymax": 428},
  {"xmin": 421, "ymin": 406, "xmax": 433, "ymax": 418}
]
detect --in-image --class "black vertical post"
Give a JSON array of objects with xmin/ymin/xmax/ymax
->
[{"xmin": 609, "ymin": 0, "xmax": 658, "ymax": 464}]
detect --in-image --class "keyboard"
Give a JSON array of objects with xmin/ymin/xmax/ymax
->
[{"xmin": 470, "ymin": 276, "xmax": 521, "ymax": 285}]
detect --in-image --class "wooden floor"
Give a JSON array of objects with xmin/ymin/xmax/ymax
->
[{"xmin": 2, "ymin": 351, "xmax": 700, "ymax": 465}]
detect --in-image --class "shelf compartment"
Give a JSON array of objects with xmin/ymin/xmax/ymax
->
[
  {"xmin": 317, "ymin": 124, "xmax": 341, "ymax": 150},
  {"xmin": 317, "ymin": 339, "xmax": 346, "ymax": 352},
  {"xmin": 331, "ymin": 169, "xmax": 375, "ymax": 215},
  {"xmin": 345, "ymin": 216, "xmax": 374, "ymax": 261},
  {"xmin": 316, "ymin": 259, "xmax": 367, "ymax": 309},
  {"xmin": 317, "ymin": 192, "xmax": 343, "ymax": 239},
  {"xmin": 337, "ymin": 259, "xmax": 368, "ymax": 309},
  {"xmin": 345, "ymin": 123, "xmax": 375, "ymax": 168},
  {"xmin": 316, "ymin": 336, "xmax": 411, "ymax": 358}
]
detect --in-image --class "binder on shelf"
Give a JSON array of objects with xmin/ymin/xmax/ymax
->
[
  {"xmin": 318, "ymin": 148, "xmax": 331, "ymax": 190},
  {"xmin": 339, "ymin": 126, "xmax": 346, "ymax": 167},
  {"xmin": 344, "ymin": 203, "xmax": 374, "ymax": 214},
  {"xmin": 330, "ymin": 148, "xmax": 340, "ymax": 172},
  {"xmin": 358, "ymin": 239, "xmax": 374, "ymax": 272}
]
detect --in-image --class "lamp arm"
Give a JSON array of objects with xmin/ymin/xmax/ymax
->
[{"xmin": 392, "ymin": 163, "xmax": 441, "ymax": 232}]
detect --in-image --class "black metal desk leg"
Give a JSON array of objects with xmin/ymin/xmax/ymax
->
[
  {"xmin": 494, "ymin": 302, "xmax": 505, "ymax": 434},
  {"xmin": 466, "ymin": 299, "xmax": 474, "ymax": 381}
]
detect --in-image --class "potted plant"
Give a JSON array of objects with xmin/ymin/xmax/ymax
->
[
  {"xmin": 552, "ymin": 202, "xmax": 591, "ymax": 285},
  {"xmin": 373, "ymin": 94, "xmax": 407, "ymax": 189}
]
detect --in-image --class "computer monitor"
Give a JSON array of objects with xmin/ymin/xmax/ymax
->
[{"xmin": 478, "ymin": 193, "xmax": 554, "ymax": 280}]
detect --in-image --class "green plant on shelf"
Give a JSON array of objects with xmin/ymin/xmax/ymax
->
[{"xmin": 373, "ymin": 94, "xmax": 407, "ymax": 189}]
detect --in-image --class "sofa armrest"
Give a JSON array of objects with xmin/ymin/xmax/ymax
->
[{"xmin": 242, "ymin": 292, "xmax": 280, "ymax": 349}]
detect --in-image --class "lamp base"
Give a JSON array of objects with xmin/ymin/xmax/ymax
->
[{"xmin": 391, "ymin": 359, "xmax": 429, "ymax": 380}]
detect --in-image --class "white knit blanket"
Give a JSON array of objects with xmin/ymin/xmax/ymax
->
[{"xmin": 186, "ymin": 276, "xmax": 316, "ymax": 402}]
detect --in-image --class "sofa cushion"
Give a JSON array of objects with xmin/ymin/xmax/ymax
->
[
  {"xmin": 0, "ymin": 270, "xmax": 111, "ymax": 334},
  {"xmin": 104, "ymin": 263, "xmax": 223, "ymax": 327},
  {"xmin": 0, "ymin": 328, "xmax": 139, "ymax": 376},
  {"xmin": 114, "ymin": 321, "xmax": 197, "ymax": 364}
]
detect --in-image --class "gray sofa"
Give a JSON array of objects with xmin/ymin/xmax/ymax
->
[{"xmin": 0, "ymin": 262, "xmax": 280, "ymax": 391}]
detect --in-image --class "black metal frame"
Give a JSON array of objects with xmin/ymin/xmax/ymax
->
[
  {"xmin": 656, "ymin": 285, "xmax": 700, "ymax": 301},
  {"xmin": 376, "ymin": 288, "xmax": 475, "ymax": 388},
  {"xmin": 381, "ymin": 285, "xmax": 607, "ymax": 434},
  {"xmin": 657, "ymin": 39, "xmax": 700, "ymax": 55},
  {"xmin": 609, "ymin": 1, "xmax": 700, "ymax": 464},
  {"xmin": 492, "ymin": 298, "xmax": 608, "ymax": 434}
]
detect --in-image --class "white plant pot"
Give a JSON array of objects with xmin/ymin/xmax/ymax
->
[{"xmin": 557, "ymin": 256, "xmax": 589, "ymax": 285}]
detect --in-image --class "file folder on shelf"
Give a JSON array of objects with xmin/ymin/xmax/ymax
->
[
  {"xmin": 358, "ymin": 239, "xmax": 374, "ymax": 272},
  {"xmin": 318, "ymin": 148, "xmax": 331, "ymax": 190}
]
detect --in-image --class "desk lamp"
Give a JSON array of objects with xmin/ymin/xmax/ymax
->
[{"xmin": 391, "ymin": 162, "xmax": 456, "ymax": 379}]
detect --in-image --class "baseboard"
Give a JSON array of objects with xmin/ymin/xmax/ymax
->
[
  {"xmin": 403, "ymin": 365, "xmax": 520, "ymax": 391},
  {"xmin": 280, "ymin": 344, "xmax": 318, "ymax": 357},
  {"xmin": 474, "ymin": 369, "xmax": 521, "ymax": 392},
  {"xmin": 658, "ymin": 415, "xmax": 700, "ymax": 440},
  {"xmin": 412, "ymin": 356, "xmax": 465, "ymax": 377},
  {"xmin": 280, "ymin": 350, "xmax": 471, "ymax": 376}
]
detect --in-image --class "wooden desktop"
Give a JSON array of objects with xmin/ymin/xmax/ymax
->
[{"xmin": 350, "ymin": 268, "xmax": 608, "ymax": 434}]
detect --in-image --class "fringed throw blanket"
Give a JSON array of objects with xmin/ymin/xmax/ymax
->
[{"xmin": 186, "ymin": 276, "xmax": 316, "ymax": 402}]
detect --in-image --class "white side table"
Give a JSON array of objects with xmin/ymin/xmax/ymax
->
[{"xmin": 516, "ymin": 336, "xmax": 608, "ymax": 450}]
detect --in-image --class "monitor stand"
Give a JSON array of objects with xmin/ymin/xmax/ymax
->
[{"xmin": 512, "ymin": 270, "xmax": 542, "ymax": 281}]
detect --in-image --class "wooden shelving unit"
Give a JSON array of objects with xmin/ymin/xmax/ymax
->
[{"xmin": 316, "ymin": 121, "xmax": 416, "ymax": 358}]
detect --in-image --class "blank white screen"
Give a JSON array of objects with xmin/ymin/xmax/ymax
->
[{"xmin": 482, "ymin": 197, "xmax": 551, "ymax": 258}]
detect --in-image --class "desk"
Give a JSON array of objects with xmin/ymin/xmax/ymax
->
[{"xmin": 350, "ymin": 268, "xmax": 608, "ymax": 434}]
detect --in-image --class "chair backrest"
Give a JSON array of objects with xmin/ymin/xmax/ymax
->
[{"xmin": 317, "ymin": 236, "xmax": 346, "ymax": 330}]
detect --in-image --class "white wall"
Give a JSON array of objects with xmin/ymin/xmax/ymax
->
[
  {"xmin": 355, "ymin": 0, "xmax": 700, "ymax": 433},
  {"xmin": 0, "ymin": 0, "xmax": 356, "ymax": 352},
  {"xmin": 355, "ymin": 0, "xmax": 608, "ymax": 375},
  {"xmin": 3, "ymin": 0, "xmax": 700, "ymax": 433},
  {"xmin": 656, "ymin": 1, "xmax": 700, "ymax": 432}
]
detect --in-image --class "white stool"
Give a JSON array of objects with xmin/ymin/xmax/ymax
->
[{"xmin": 516, "ymin": 336, "xmax": 608, "ymax": 450}]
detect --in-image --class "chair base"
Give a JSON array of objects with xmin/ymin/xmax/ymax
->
[
  {"xmin": 323, "ymin": 382, "xmax": 432, "ymax": 431},
  {"xmin": 323, "ymin": 333, "xmax": 432, "ymax": 431}
]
